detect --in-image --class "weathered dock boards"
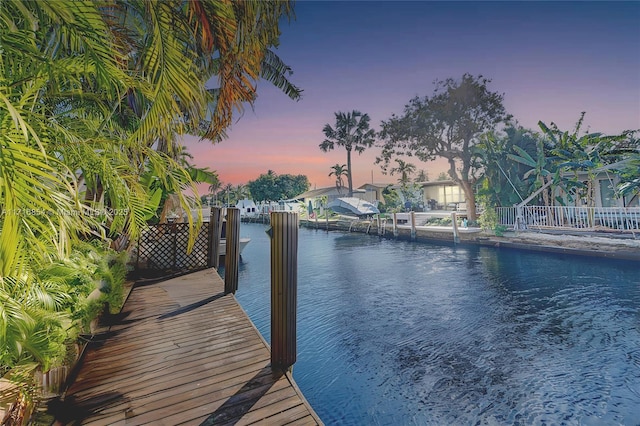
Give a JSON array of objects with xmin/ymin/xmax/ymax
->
[{"xmin": 55, "ymin": 269, "xmax": 322, "ymax": 425}]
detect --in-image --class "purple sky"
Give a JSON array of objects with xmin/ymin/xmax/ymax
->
[{"xmin": 184, "ymin": 1, "xmax": 640, "ymax": 192}]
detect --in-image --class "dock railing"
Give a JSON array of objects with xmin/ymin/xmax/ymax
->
[{"xmin": 496, "ymin": 206, "xmax": 640, "ymax": 231}]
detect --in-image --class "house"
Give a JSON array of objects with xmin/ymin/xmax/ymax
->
[
  {"xmin": 358, "ymin": 183, "xmax": 390, "ymax": 205},
  {"xmin": 562, "ymin": 171, "xmax": 638, "ymax": 208},
  {"xmin": 235, "ymin": 199, "xmax": 259, "ymax": 218},
  {"xmin": 417, "ymin": 180, "xmax": 466, "ymax": 210}
]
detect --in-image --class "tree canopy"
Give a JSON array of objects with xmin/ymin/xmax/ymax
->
[
  {"xmin": 378, "ymin": 74, "xmax": 510, "ymax": 220},
  {"xmin": 247, "ymin": 171, "xmax": 310, "ymax": 202},
  {"xmin": 329, "ymin": 164, "xmax": 349, "ymax": 195},
  {"xmin": 474, "ymin": 124, "xmax": 538, "ymax": 207},
  {"xmin": 474, "ymin": 114, "xmax": 639, "ymax": 209},
  {"xmin": 320, "ymin": 111, "xmax": 376, "ymax": 196}
]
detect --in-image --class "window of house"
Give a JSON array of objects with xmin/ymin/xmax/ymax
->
[{"xmin": 599, "ymin": 179, "xmax": 616, "ymax": 207}]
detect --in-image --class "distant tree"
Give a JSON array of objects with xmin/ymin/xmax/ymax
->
[
  {"xmin": 329, "ymin": 164, "xmax": 349, "ymax": 195},
  {"xmin": 378, "ymin": 74, "xmax": 511, "ymax": 220},
  {"xmin": 208, "ymin": 180, "xmax": 222, "ymax": 197},
  {"xmin": 247, "ymin": 170, "xmax": 310, "ymax": 201},
  {"xmin": 415, "ymin": 169, "xmax": 429, "ymax": 182},
  {"xmin": 436, "ymin": 172, "xmax": 449, "ymax": 181},
  {"xmin": 222, "ymin": 183, "xmax": 235, "ymax": 206},
  {"xmin": 390, "ymin": 159, "xmax": 416, "ymax": 185},
  {"xmin": 234, "ymin": 184, "xmax": 250, "ymax": 201},
  {"xmin": 278, "ymin": 174, "xmax": 311, "ymax": 199},
  {"xmin": 320, "ymin": 111, "xmax": 376, "ymax": 196}
]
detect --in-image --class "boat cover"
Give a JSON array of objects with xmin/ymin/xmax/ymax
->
[{"xmin": 327, "ymin": 197, "xmax": 380, "ymax": 216}]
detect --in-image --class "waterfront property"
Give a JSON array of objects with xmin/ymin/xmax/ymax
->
[{"xmin": 51, "ymin": 269, "xmax": 321, "ymax": 425}]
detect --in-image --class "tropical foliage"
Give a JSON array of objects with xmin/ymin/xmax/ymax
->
[
  {"xmin": 0, "ymin": 0, "xmax": 300, "ymax": 403},
  {"xmin": 473, "ymin": 113, "xmax": 638, "ymax": 210},
  {"xmin": 436, "ymin": 172, "xmax": 450, "ymax": 181},
  {"xmin": 320, "ymin": 111, "xmax": 376, "ymax": 196},
  {"xmin": 414, "ymin": 169, "xmax": 429, "ymax": 182},
  {"xmin": 247, "ymin": 170, "xmax": 310, "ymax": 202},
  {"xmin": 329, "ymin": 164, "xmax": 349, "ymax": 195},
  {"xmin": 378, "ymin": 74, "xmax": 511, "ymax": 220},
  {"xmin": 380, "ymin": 185, "xmax": 402, "ymax": 213},
  {"xmin": 474, "ymin": 124, "xmax": 538, "ymax": 207},
  {"xmin": 389, "ymin": 159, "xmax": 416, "ymax": 184},
  {"xmin": 505, "ymin": 114, "xmax": 638, "ymax": 207}
]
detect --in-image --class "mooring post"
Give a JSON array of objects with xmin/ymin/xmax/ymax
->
[
  {"xmin": 224, "ymin": 208, "xmax": 240, "ymax": 294},
  {"xmin": 209, "ymin": 207, "xmax": 224, "ymax": 270},
  {"xmin": 410, "ymin": 211, "xmax": 417, "ymax": 241},
  {"xmin": 451, "ymin": 211, "xmax": 460, "ymax": 244},
  {"xmin": 268, "ymin": 211, "xmax": 298, "ymax": 372},
  {"xmin": 393, "ymin": 213, "xmax": 398, "ymax": 237},
  {"xmin": 376, "ymin": 214, "xmax": 381, "ymax": 235}
]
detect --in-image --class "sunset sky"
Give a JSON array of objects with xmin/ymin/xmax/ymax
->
[{"xmin": 183, "ymin": 1, "xmax": 640, "ymax": 193}]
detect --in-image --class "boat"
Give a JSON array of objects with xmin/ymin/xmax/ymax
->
[
  {"xmin": 219, "ymin": 237, "xmax": 251, "ymax": 256},
  {"xmin": 327, "ymin": 197, "xmax": 380, "ymax": 216},
  {"xmin": 219, "ymin": 219, "xmax": 250, "ymax": 256}
]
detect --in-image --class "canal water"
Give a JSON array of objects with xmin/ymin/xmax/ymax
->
[{"xmin": 230, "ymin": 223, "xmax": 640, "ymax": 425}]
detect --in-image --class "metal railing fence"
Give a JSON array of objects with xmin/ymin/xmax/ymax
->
[{"xmin": 496, "ymin": 206, "xmax": 640, "ymax": 231}]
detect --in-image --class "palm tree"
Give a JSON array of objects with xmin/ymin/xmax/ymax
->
[
  {"xmin": 415, "ymin": 169, "xmax": 429, "ymax": 183},
  {"xmin": 329, "ymin": 164, "xmax": 349, "ymax": 195},
  {"xmin": 320, "ymin": 111, "xmax": 376, "ymax": 196},
  {"xmin": 223, "ymin": 183, "xmax": 235, "ymax": 206},
  {"xmin": 0, "ymin": 0, "xmax": 301, "ymax": 386},
  {"xmin": 390, "ymin": 159, "xmax": 417, "ymax": 185},
  {"xmin": 209, "ymin": 181, "xmax": 223, "ymax": 204},
  {"xmin": 234, "ymin": 184, "xmax": 250, "ymax": 201}
]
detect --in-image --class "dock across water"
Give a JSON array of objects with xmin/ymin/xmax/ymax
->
[{"xmin": 53, "ymin": 268, "xmax": 322, "ymax": 425}]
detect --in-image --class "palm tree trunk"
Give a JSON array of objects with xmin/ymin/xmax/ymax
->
[{"xmin": 347, "ymin": 149, "xmax": 353, "ymax": 197}]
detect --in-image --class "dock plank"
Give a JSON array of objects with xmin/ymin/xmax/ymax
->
[{"xmin": 53, "ymin": 269, "xmax": 322, "ymax": 425}]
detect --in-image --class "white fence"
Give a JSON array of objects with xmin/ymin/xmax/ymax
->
[{"xmin": 496, "ymin": 206, "xmax": 640, "ymax": 231}]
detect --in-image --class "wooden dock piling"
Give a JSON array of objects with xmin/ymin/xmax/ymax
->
[
  {"xmin": 393, "ymin": 213, "xmax": 398, "ymax": 237},
  {"xmin": 269, "ymin": 212, "xmax": 298, "ymax": 372},
  {"xmin": 451, "ymin": 211, "xmax": 460, "ymax": 243},
  {"xmin": 410, "ymin": 211, "xmax": 417, "ymax": 240},
  {"xmin": 209, "ymin": 207, "xmax": 224, "ymax": 269},
  {"xmin": 224, "ymin": 207, "xmax": 240, "ymax": 294}
]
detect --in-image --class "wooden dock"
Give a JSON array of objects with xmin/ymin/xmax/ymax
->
[{"xmin": 53, "ymin": 269, "xmax": 322, "ymax": 425}]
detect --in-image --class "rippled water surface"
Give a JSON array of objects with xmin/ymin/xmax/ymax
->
[{"xmin": 231, "ymin": 224, "xmax": 640, "ymax": 425}]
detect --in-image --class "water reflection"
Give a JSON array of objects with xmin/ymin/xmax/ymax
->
[{"xmin": 234, "ymin": 224, "xmax": 640, "ymax": 425}]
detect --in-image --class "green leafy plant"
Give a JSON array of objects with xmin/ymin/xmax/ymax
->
[{"xmin": 477, "ymin": 200, "xmax": 507, "ymax": 236}]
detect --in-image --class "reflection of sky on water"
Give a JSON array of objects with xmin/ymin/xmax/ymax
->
[{"xmin": 234, "ymin": 224, "xmax": 640, "ymax": 425}]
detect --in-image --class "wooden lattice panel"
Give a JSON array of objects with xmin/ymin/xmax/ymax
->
[{"xmin": 136, "ymin": 223, "xmax": 210, "ymax": 273}]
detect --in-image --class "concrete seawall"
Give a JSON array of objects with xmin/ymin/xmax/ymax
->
[{"xmin": 299, "ymin": 218, "xmax": 640, "ymax": 261}]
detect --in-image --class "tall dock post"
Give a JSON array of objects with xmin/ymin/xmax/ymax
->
[
  {"xmin": 393, "ymin": 213, "xmax": 398, "ymax": 237},
  {"xmin": 209, "ymin": 207, "xmax": 224, "ymax": 270},
  {"xmin": 224, "ymin": 208, "xmax": 240, "ymax": 294},
  {"xmin": 268, "ymin": 212, "xmax": 298, "ymax": 372},
  {"xmin": 410, "ymin": 211, "xmax": 417, "ymax": 241},
  {"xmin": 451, "ymin": 211, "xmax": 460, "ymax": 244}
]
